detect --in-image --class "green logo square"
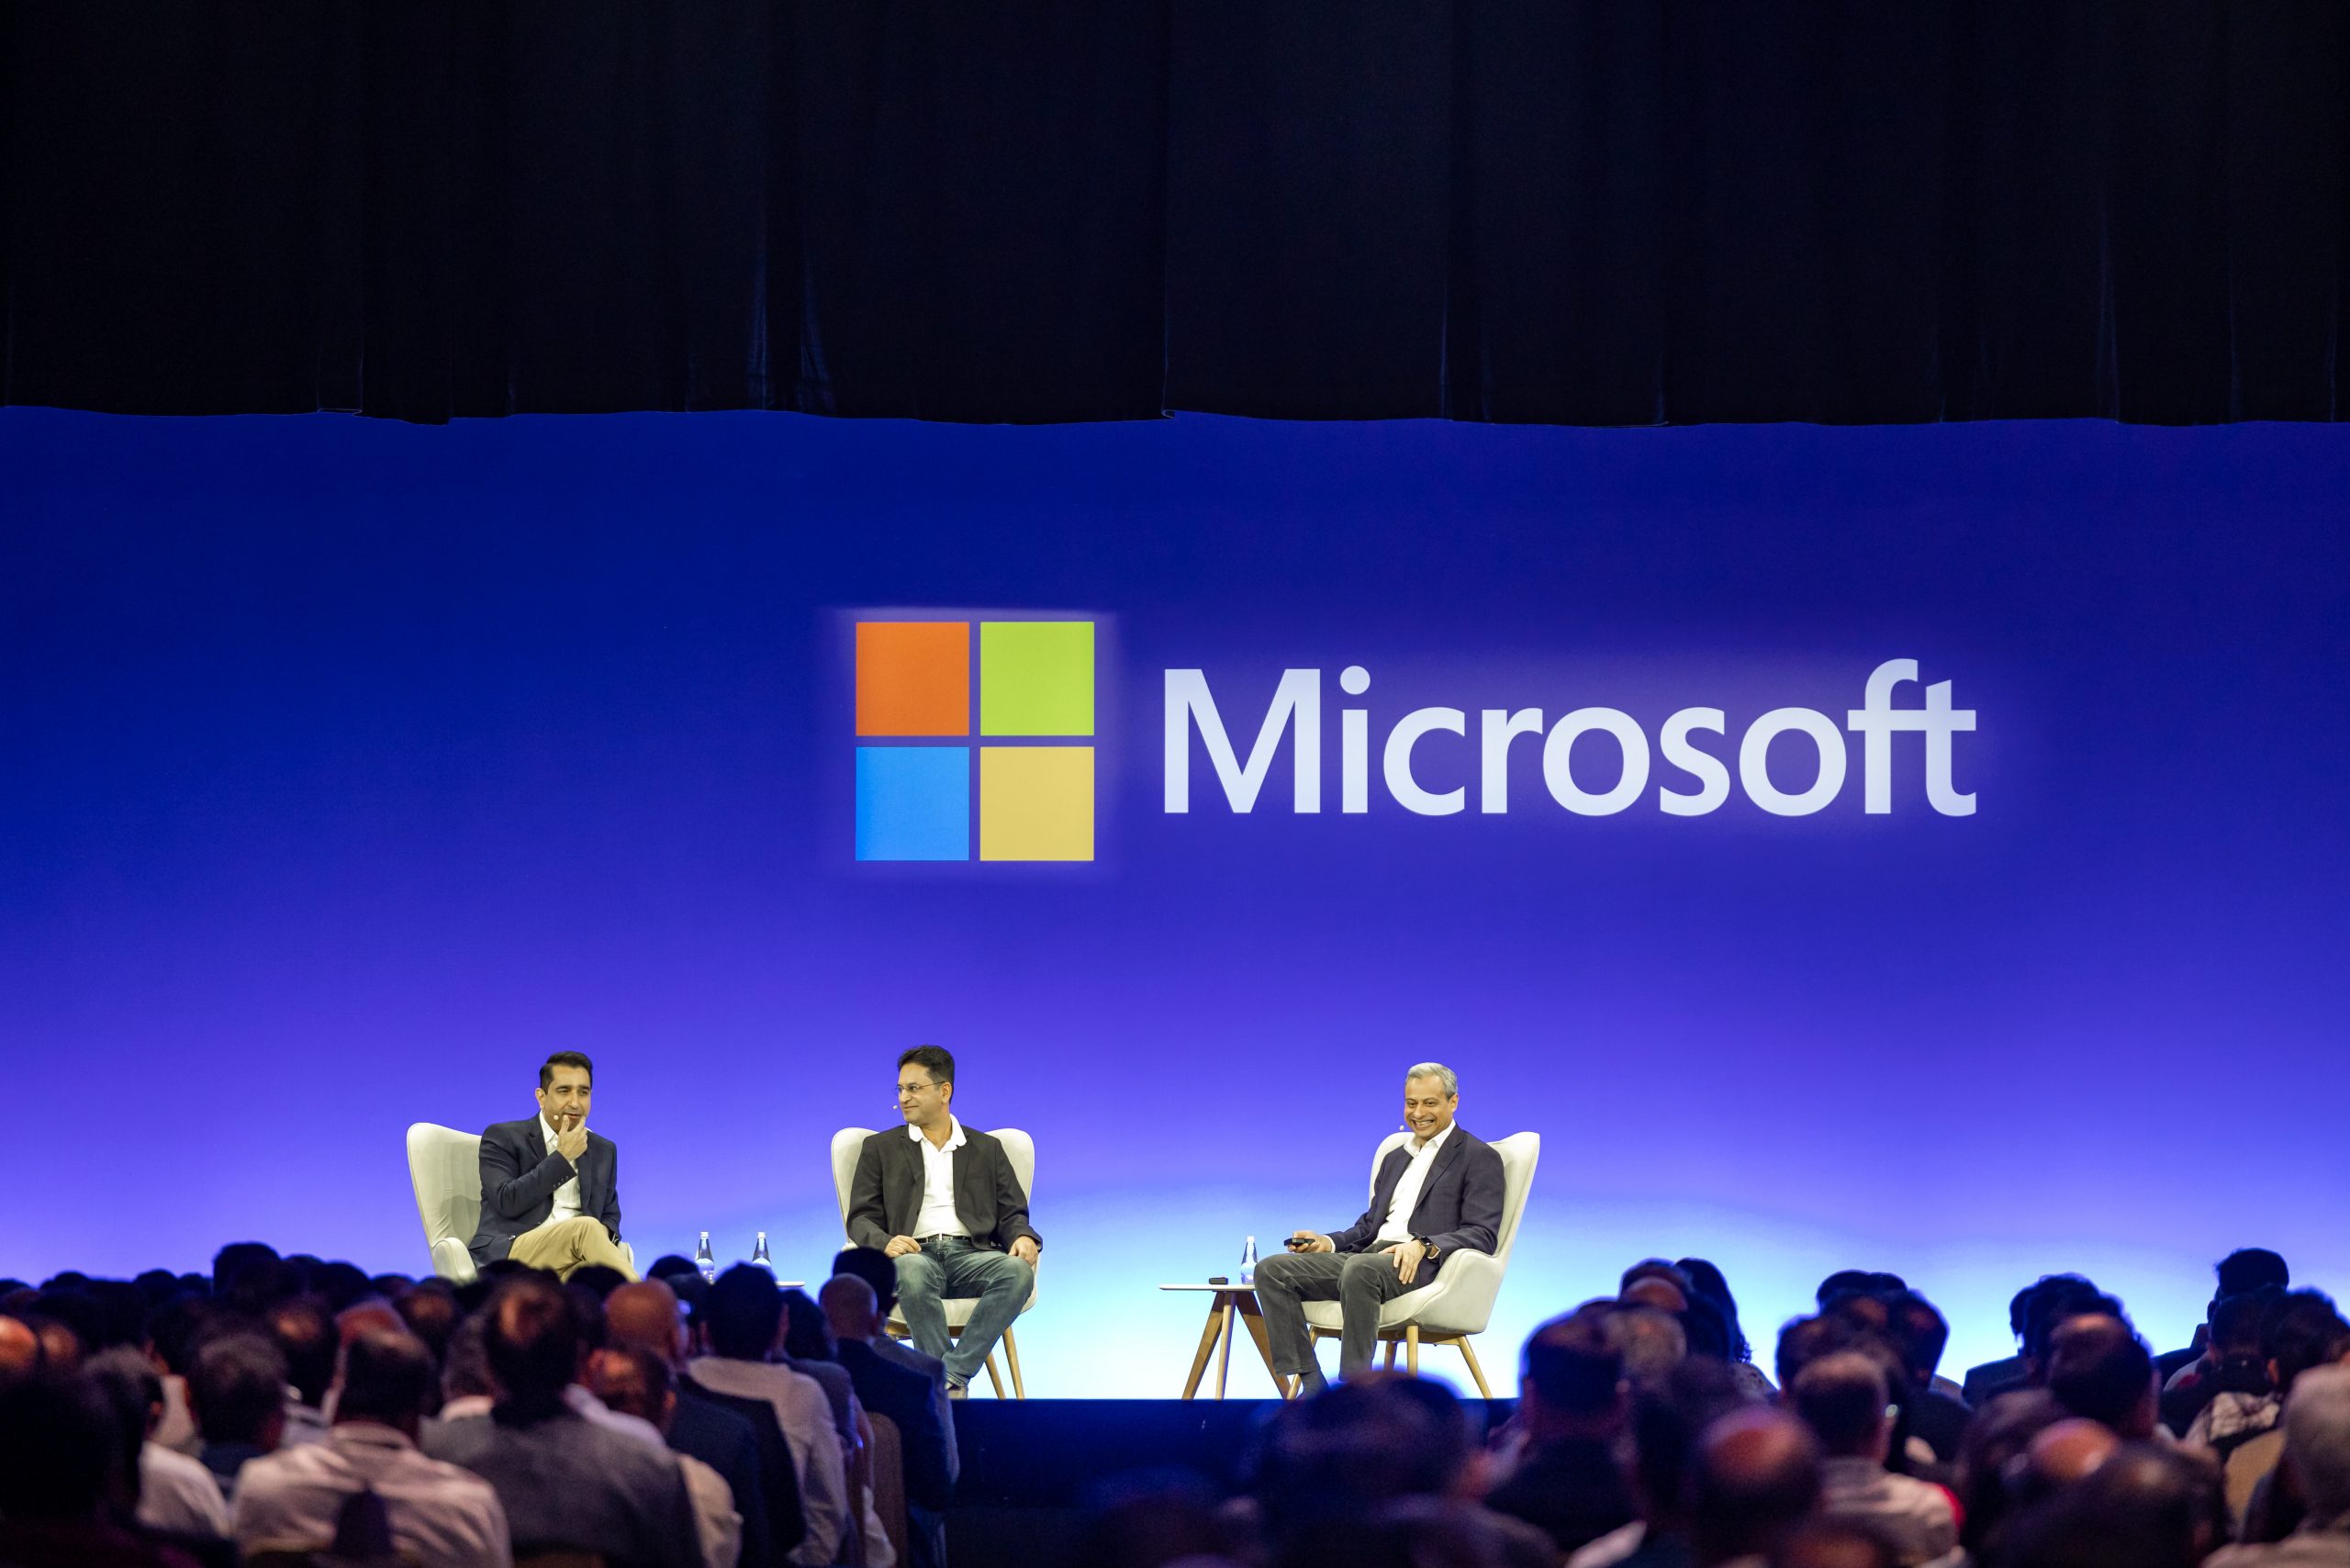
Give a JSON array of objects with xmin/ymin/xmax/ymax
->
[{"xmin": 979, "ymin": 621, "xmax": 1094, "ymax": 736}]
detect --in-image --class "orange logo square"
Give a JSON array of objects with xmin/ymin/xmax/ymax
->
[{"xmin": 855, "ymin": 622, "xmax": 969, "ymax": 736}]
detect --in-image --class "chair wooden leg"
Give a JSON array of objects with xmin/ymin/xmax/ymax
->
[
  {"xmin": 1003, "ymin": 1327, "xmax": 1025, "ymax": 1400},
  {"xmin": 1383, "ymin": 1339, "xmax": 1398, "ymax": 1369},
  {"xmin": 1456, "ymin": 1337, "xmax": 1493, "ymax": 1398},
  {"xmin": 1404, "ymin": 1323, "xmax": 1419, "ymax": 1375},
  {"xmin": 983, "ymin": 1351, "xmax": 1004, "ymax": 1398}
]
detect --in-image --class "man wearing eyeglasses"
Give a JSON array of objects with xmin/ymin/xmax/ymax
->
[
  {"xmin": 844, "ymin": 1046, "xmax": 1039, "ymax": 1397},
  {"xmin": 1252, "ymin": 1061, "xmax": 1505, "ymax": 1394}
]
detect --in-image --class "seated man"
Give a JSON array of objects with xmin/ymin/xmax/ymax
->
[
  {"xmin": 465, "ymin": 1050, "xmax": 637, "ymax": 1282},
  {"xmin": 232, "ymin": 1326, "xmax": 509, "ymax": 1568},
  {"xmin": 687, "ymin": 1265, "xmax": 853, "ymax": 1568},
  {"xmin": 845, "ymin": 1046, "xmax": 1039, "ymax": 1397},
  {"xmin": 1790, "ymin": 1351, "xmax": 1961, "ymax": 1567},
  {"xmin": 821, "ymin": 1275, "xmax": 955, "ymax": 1568},
  {"xmin": 1252, "ymin": 1061, "xmax": 1505, "ymax": 1392},
  {"xmin": 425, "ymin": 1275, "xmax": 700, "ymax": 1568},
  {"xmin": 188, "ymin": 1332, "xmax": 289, "ymax": 1501}
]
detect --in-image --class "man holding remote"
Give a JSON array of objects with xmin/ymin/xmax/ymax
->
[{"xmin": 1252, "ymin": 1062, "xmax": 1504, "ymax": 1394}]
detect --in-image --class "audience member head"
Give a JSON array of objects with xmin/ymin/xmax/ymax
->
[
  {"xmin": 84, "ymin": 1346, "xmax": 162, "ymax": 1509},
  {"xmin": 2000, "ymin": 1441, "xmax": 2225, "ymax": 1568},
  {"xmin": 0, "ymin": 1375, "xmax": 121, "ymax": 1523},
  {"xmin": 1953, "ymin": 1388, "xmax": 2063, "ymax": 1557},
  {"xmin": 188, "ymin": 1330, "xmax": 288, "ymax": 1449},
  {"xmin": 1776, "ymin": 1313, "xmax": 1850, "ymax": 1392},
  {"xmin": 2217, "ymin": 1248, "xmax": 2290, "ymax": 1301},
  {"xmin": 334, "ymin": 1327, "xmax": 435, "ymax": 1439},
  {"xmin": 705, "ymin": 1263, "xmax": 786, "ymax": 1361},
  {"xmin": 1627, "ymin": 1358, "xmax": 1750, "ymax": 1534},
  {"xmin": 1691, "ymin": 1406, "xmax": 1822, "ymax": 1565},
  {"xmin": 212, "ymin": 1241, "xmax": 288, "ymax": 1316},
  {"xmin": 1676, "ymin": 1258, "xmax": 1754, "ymax": 1362},
  {"xmin": 2020, "ymin": 1417, "xmax": 2121, "ymax": 1500},
  {"xmin": 308, "ymin": 1261, "xmax": 375, "ymax": 1314},
  {"xmin": 483, "ymin": 1275, "xmax": 583, "ymax": 1419},
  {"xmin": 2265, "ymin": 1289, "xmax": 2350, "ymax": 1397},
  {"xmin": 395, "ymin": 1282, "xmax": 460, "ymax": 1367},
  {"xmin": 1791, "ymin": 1351, "xmax": 1890, "ymax": 1463},
  {"xmin": 832, "ymin": 1247, "xmax": 901, "ymax": 1316},
  {"xmin": 781, "ymin": 1288, "xmax": 834, "ymax": 1362},
  {"xmin": 2281, "ymin": 1363, "xmax": 2350, "ymax": 1527},
  {"xmin": 266, "ymin": 1295, "xmax": 338, "ymax": 1410},
  {"xmin": 1815, "ymin": 1270, "xmax": 1903, "ymax": 1308},
  {"xmin": 2045, "ymin": 1314, "xmax": 2157, "ymax": 1438},
  {"xmin": 589, "ymin": 1343, "xmax": 676, "ymax": 1436},
  {"xmin": 568, "ymin": 1264, "xmax": 629, "ymax": 1302},
  {"xmin": 821, "ymin": 1275, "xmax": 884, "ymax": 1348},
  {"xmin": 148, "ymin": 1292, "xmax": 213, "ymax": 1378},
  {"xmin": 1605, "ymin": 1304, "xmax": 1688, "ymax": 1389},
  {"xmin": 1622, "ymin": 1260, "xmax": 1692, "ymax": 1316},
  {"xmin": 646, "ymin": 1255, "xmax": 700, "ymax": 1283},
  {"xmin": 1518, "ymin": 1311, "xmax": 1624, "ymax": 1440},
  {"xmin": 1681, "ymin": 1292, "xmax": 1734, "ymax": 1361},
  {"xmin": 1250, "ymin": 1376, "xmax": 1473, "ymax": 1540},
  {"xmin": 604, "ymin": 1280, "xmax": 687, "ymax": 1367},
  {"xmin": 1884, "ymin": 1291, "xmax": 1949, "ymax": 1387},
  {"xmin": 0, "ymin": 1315, "xmax": 44, "ymax": 1390},
  {"xmin": 1770, "ymin": 1518, "xmax": 1895, "ymax": 1568},
  {"xmin": 2021, "ymin": 1280, "xmax": 2121, "ymax": 1374},
  {"xmin": 28, "ymin": 1292, "xmax": 96, "ymax": 1372}
]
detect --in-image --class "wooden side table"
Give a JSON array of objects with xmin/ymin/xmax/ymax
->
[{"xmin": 1159, "ymin": 1282, "xmax": 1288, "ymax": 1399}]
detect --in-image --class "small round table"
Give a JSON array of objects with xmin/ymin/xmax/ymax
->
[{"xmin": 1158, "ymin": 1282, "xmax": 1289, "ymax": 1399}]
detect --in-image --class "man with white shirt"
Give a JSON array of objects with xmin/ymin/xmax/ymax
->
[
  {"xmin": 465, "ymin": 1050, "xmax": 637, "ymax": 1281},
  {"xmin": 1253, "ymin": 1062, "xmax": 1506, "ymax": 1394},
  {"xmin": 234, "ymin": 1326, "xmax": 510, "ymax": 1568},
  {"xmin": 844, "ymin": 1046, "xmax": 1039, "ymax": 1397}
]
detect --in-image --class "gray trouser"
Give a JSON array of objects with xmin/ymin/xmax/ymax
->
[
  {"xmin": 1252, "ymin": 1248, "xmax": 1426, "ymax": 1379},
  {"xmin": 893, "ymin": 1236, "xmax": 1032, "ymax": 1386}
]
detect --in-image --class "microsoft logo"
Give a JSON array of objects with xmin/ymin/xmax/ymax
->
[{"xmin": 854, "ymin": 619, "xmax": 1095, "ymax": 861}]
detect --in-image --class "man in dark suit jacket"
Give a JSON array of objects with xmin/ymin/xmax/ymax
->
[
  {"xmin": 846, "ymin": 1046, "xmax": 1038, "ymax": 1394},
  {"xmin": 1253, "ymin": 1063, "xmax": 1507, "ymax": 1393},
  {"xmin": 465, "ymin": 1050, "xmax": 635, "ymax": 1280},
  {"xmin": 822, "ymin": 1274, "xmax": 954, "ymax": 1568}
]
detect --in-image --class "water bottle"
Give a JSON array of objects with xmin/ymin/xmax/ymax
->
[
  {"xmin": 694, "ymin": 1231, "xmax": 717, "ymax": 1283},
  {"xmin": 752, "ymin": 1232, "xmax": 778, "ymax": 1279},
  {"xmin": 1240, "ymin": 1235, "xmax": 1258, "ymax": 1287}
]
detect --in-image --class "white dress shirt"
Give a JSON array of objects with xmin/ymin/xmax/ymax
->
[
  {"xmin": 910, "ymin": 1118, "xmax": 968, "ymax": 1238},
  {"xmin": 1373, "ymin": 1123, "xmax": 1454, "ymax": 1245},
  {"xmin": 230, "ymin": 1421, "xmax": 511, "ymax": 1568},
  {"xmin": 688, "ymin": 1356, "xmax": 852, "ymax": 1568},
  {"xmin": 139, "ymin": 1439, "xmax": 229, "ymax": 1537},
  {"xmin": 538, "ymin": 1112, "xmax": 585, "ymax": 1225}
]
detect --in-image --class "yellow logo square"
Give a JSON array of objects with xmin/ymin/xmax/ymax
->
[{"xmin": 979, "ymin": 746, "xmax": 1095, "ymax": 861}]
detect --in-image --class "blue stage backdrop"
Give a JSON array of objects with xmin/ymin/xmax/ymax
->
[{"xmin": 5, "ymin": 409, "xmax": 2344, "ymax": 1396}]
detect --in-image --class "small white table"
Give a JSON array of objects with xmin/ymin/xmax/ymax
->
[{"xmin": 1158, "ymin": 1282, "xmax": 1287, "ymax": 1399}]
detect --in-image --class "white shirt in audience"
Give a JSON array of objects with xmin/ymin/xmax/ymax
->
[
  {"xmin": 230, "ymin": 1420, "xmax": 510, "ymax": 1568},
  {"xmin": 138, "ymin": 1439, "xmax": 229, "ymax": 1537},
  {"xmin": 1373, "ymin": 1123, "xmax": 1454, "ymax": 1245},
  {"xmin": 688, "ymin": 1355, "xmax": 852, "ymax": 1568},
  {"xmin": 911, "ymin": 1118, "xmax": 969, "ymax": 1238},
  {"xmin": 679, "ymin": 1448, "xmax": 744, "ymax": 1568}
]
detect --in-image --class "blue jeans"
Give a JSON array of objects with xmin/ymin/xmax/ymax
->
[{"xmin": 893, "ymin": 1236, "xmax": 1031, "ymax": 1387}]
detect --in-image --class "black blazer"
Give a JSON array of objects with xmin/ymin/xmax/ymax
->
[
  {"xmin": 837, "ymin": 1338, "xmax": 953, "ymax": 1513},
  {"xmin": 678, "ymin": 1377, "xmax": 807, "ymax": 1561},
  {"xmin": 466, "ymin": 1116, "xmax": 622, "ymax": 1267},
  {"xmin": 845, "ymin": 1125, "xmax": 1041, "ymax": 1253},
  {"xmin": 1325, "ymin": 1125, "xmax": 1505, "ymax": 1271},
  {"xmin": 669, "ymin": 1389, "xmax": 777, "ymax": 1568}
]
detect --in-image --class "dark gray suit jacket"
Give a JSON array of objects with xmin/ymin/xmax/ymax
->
[
  {"xmin": 1326, "ymin": 1125, "xmax": 1505, "ymax": 1272},
  {"xmin": 466, "ymin": 1115, "xmax": 622, "ymax": 1266},
  {"xmin": 845, "ymin": 1125, "xmax": 1041, "ymax": 1252}
]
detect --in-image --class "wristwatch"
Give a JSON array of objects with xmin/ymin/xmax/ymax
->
[{"xmin": 1414, "ymin": 1235, "xmax": 1438, "ymax": 1260}]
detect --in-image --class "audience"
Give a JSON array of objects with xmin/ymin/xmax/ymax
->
[
  {"xmin": 422, "ymin": 1273, "xmax": 701, "ymax": 1567},
  {"xmin": 231, "ymin": 1324, "xmax": 509, "ymax": 1568},
  {"xmin": 7, "ymin": 1237, "xmax": 2350, "ymax": 1568},
  {"xmin": 1484, "ymin": 1309, "xmax": 1639, "ymax": 1556}
]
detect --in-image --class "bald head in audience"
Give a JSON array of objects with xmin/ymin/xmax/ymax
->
[
  {"xmin": 2282, "ymin": 1363, "xmax": 2350, "ymax": 1526},
  {"xmin": 603, "ymin": 1280, "xmax": 687, "ymax": 1366},
  {"xmin": 819, "ymin": 1276, "xmax": 882, "ymax": 1346},
  {"xmin": 2028, "ymin": 1417, "xmax": 2121, "ymax": 1490},
  {"xmin": 1693, "ymin": 1406, "xmax": 1821, "ymax": 1565},
  {"xmin": 0, "ymin": 1317, "xmax": 41, "ymax": 1389}
]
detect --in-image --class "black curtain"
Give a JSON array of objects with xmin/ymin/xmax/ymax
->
[{"xmin": 2, "ymin": 1, "xmax": 2343, "ymax": 424}]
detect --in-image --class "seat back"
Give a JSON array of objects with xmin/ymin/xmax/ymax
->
[
  {"xmin": 1486, "ymin": 1132, "xmax": 1540, "ymax": 1268},
  {"xmin": 406, "ymin": 1123, "xmax": 482, "ymax": 1277}
]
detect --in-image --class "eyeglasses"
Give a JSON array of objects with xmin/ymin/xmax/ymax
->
[{"xmin": 894, "ymin": 1082, "xmax": 938, "ymax": 1097}]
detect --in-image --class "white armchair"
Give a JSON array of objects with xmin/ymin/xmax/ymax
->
[
  {"xmin": 406, "ymin": 1120, "xmax": 633, "ymax": 1285},
  {"xmin": 1301, "ymin": 1129, "xmax": 1539, "ymax": 1396},
  {"xmin": 829, "ymin": 1126, "xmax": 1039, "ymax": 1398}
]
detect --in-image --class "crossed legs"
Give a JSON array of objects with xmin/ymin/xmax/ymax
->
[{"xmin": 505, "ymin": 1215, "xmax": 638, "ymax": 1282}]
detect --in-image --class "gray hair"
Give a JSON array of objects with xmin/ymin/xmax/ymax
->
[
  {"xmin": 1404, "ymin": 1062, "xmax": 1459, "ymax": 1095},
  {"xmin": 2287, "ymin": 1363, "xmax": 2350, "ymax": 1522}
]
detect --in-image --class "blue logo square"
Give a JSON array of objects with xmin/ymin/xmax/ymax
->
[{"xmin": 856, "ymin": 746, "xmax": 970, "ymax": 860}]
